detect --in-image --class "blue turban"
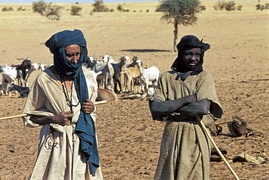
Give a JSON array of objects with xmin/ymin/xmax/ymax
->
[{"xmin": 45, "ymin": 29, "xmax": 100, "ymax": 176}]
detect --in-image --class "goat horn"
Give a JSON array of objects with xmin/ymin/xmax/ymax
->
[{"xmin": 0, "ymin": 100, "xmax": 107, "ymax": 121}]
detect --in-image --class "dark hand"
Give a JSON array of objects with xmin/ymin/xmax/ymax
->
[
  {"xmin": 82, "ymin": 99, "xmax": 95, "ymax": 114},
  {"xmin": 179, "ymin": 98, "xmax": 211, "ymax": 116},
  {"xmin": 51, "ymin": 111, "xmax": 73, "ymax": 126}
]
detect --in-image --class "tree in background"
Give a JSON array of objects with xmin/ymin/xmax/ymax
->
[{"xmin": 156, "ymin": 0, "xmax": 201, "ymax": 52}]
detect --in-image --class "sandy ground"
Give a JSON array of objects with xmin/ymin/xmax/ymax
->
[{"xmin": 0, "ymin": 1, "xmax": 269, "ymax": 180}]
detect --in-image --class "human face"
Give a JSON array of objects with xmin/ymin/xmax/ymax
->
[
  {"xmin": 182, "ymin": 48, "xmax": 202, "ymax": 69},
  {"xmin": 65, "ymin": 44, "xmax": 81, "ymax": 64}
]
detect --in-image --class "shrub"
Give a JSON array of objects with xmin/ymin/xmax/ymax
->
[
  {"xmin": 256, "ymin": 3, "xmax": 269, "ymax": 10},
  {"xmin": 236, "ymin": 5, "xmax": 242, "ymax": 11},
  {"xmin": 214, "ymin": 1, "xmax": 236, "ymax": 11},
  {"xmin": 70, "ymin": 6, "xmax": 82, "ymax": 15},
  {"xmin": 92, "ymin": 0, "xmax": 113, "ymax": 12},
  {"xmin": 46, "ymin": 4, "xmax": 63, "ymax": 20},
  {"xmin": 225, "ymin": 1, "xmax": 235, "ymax": 11},
  {"xmin": 117, "ymin": 4, "xmax": 123, "ymax": 11},
  {"xmin": 32, "ymin": 0, "xmax": 63, "ymax": 20},
  {"xmin": 17, "ymin": 6, "xmax": 26, "ymax": 11},
  {"xmin": 2, "ymin": 7, "xmax": 14, "ymax": 11},
  {"xmin": 215, "ymin": 1, "xmax": 226, "ymax": 10},
  {"xmin": 32, "ymin": 0, "xmax": 47, "ymax": 15},
  {"xmin": 200, "ymin": 5, "xmax": 206, "ymax": 11}
]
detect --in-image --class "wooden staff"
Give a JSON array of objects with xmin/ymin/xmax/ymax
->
[
  {"xmin": 0, "ymin": 100, "xmax": 107, "ymax": 121},
  {"xmin": 198, "ymin": 119, "xmax": 240, "ymax": 180},
  {"xmin": 0, "ymin": 113, "xmax": 27, "ymax": 120}
]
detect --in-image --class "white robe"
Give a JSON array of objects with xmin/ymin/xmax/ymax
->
[{"xmin": 23, "ymin": 67, "xmax": 103, "ymax": 180}]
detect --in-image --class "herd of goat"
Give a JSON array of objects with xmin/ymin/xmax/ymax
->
[{"xmin": 0, "ymin": 55, "xmax": 160, "ymax": 101}]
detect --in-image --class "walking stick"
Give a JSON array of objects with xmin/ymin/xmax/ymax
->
[
  {"xmin": 0, "ymin": 113, "xmax": 27, "ymax": 120},
  {"xmin": 198, "ymin": 118, "xmax": 240, "ymax": 180},
  {"xmin": 0, "ymin": 100, "xmax": 107, "ymax": 121}
]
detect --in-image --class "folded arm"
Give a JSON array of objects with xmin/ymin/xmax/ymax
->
[
  {"xmin": 178, "ymin": 98, "xmax": 211, "ymax": 116},
  {"xmin": 150, "ymin": 95, "xmax": 197, "ymax": 116}
]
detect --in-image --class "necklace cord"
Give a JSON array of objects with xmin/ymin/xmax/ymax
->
[{"xmin": 60, "ymin": 76, "xmax": 79, "ymax": 113}]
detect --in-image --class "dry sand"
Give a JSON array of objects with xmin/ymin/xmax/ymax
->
[{"xmin": 0, "ymin": 1, "xmax": 268, "ymax": 179}]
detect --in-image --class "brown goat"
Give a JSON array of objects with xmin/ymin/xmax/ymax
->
[{"xmin": 96, "ymin": 88, "xmax": 118, "ymax": 102}]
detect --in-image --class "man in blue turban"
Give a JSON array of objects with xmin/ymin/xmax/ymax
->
[{"xmin": 23, "ymin": 29, "xmax": 103, "ymax": 179}]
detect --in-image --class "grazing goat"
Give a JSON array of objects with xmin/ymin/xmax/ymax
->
[
  {"xmin": 123, "ymin": 62, "xmax": 146, "ymax": 94},
  {"xmin": 0, "ymin": 59, "xmax": 39, "ymax": 96},
  {"xmin": 92, "ymin": 62, "xmax": 114, "ymax": 90},
  {"xmin": 8, "ymin": 83, "xmax": 30, "ymax": 98},
  {"xmin": 127, "ymin": 56, "xmax": 142, "ymax": 68},
  {"xmin": 14, "ymin": 58, "xmax": 32, "ymax": 86},
  {"xmin": 96, "ymin": 88, "xmax": 118, "ymax": 102},
  {"xmin": 22, "ymin": 62, "xmax": 40, "ymax": 87},
  {"xmin": 37, "ymin": 63, "xmax": 47, "ymax": 71},
  {"xmin": 84, "ymin": 56, "xmax": 98, "ymax": 69},
  {"xmin": 102, "ymin": 54, "xmax": 115, "ymax": 63},
  {"xmin": 111, "ymin": 56, "xmax": 128, "ymax": 94},
  {"xmin": 0, "ymin": 69, "xmax": 17, "ymax": 96},
  {"xmin": 140, "ymin": 66, "xmax": 160, "ymax": 98}
]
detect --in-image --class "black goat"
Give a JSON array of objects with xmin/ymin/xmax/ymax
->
[
  {"xmin": 112, "ymin": 56, "xmax": 128, "ymax": 94},
  {"xmin": 16, "ymin": 58, "xmax": 32, "ymax": 86},
  {"xmin": 8, "ymin": 83, "xmax": 30, "ymax": 98}
]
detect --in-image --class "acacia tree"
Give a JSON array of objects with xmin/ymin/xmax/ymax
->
[{"xmin": 157, "ymin": 0, "xmax": 201, "ymax": 52}]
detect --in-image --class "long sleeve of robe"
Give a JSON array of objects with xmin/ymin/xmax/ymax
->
[
  {"xmin": 22, "ymin": 67, "xmax": 103, "ymax": 180},
  {"xmin": 152, "ymin": 70, "xmax": 223, "ymax": 180}
]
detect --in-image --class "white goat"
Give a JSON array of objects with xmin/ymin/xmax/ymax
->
[
  {"xmin": 0, "ymin": 61, "xmax": 40, "ymax": 96},
  {"xmin": 92, "ymin": 62, "xmax": 114, "ymax": 90},
  {"xmin": 140, "ymin": 66, "xmax": 160, "ymax": 97},
  {"xmin": 37, "ymin": 63, "xmax": 47, "ymax": 71},
  {"xmin": 0, "ymin": 67, "xmax": 18, "ymax": 96},
  {"xmin": 102, "ymin": 54, "xmax": 115, "ymax": 63}
]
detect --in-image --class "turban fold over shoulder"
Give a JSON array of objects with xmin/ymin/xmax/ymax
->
[{"xmin": 45, "ymin": 29, "xmax": 100, "ymax": 176}]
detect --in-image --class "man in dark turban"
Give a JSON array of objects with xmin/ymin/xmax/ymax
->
[
  {"xmin": 149, "ymin": 35, "xmax": 223, "ymax": 180},
  {"xmin": 23, "ymin": 29, "xmax": 103, "ymax": 179}
]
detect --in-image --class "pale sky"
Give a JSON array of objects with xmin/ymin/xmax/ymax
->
[{"xmin": 0, "ymin": 0, "xmax": 158, "ymax": 4}]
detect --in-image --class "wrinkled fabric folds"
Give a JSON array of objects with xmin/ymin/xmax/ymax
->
[
  {"xmin": 152, "ymin": 70, "xmax": 223, "ymax": 180},
  {"xmin": 45, "ymin": 29, "xmax": 99, "ymax": 175},
  {"xmin": 22, "ymin": 67, "xmax": 102, "ymax": 179}
]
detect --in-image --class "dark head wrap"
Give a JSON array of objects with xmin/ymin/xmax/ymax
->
[
  {"xmin": 171, "ymin": 35, "xmax": 210, "ymax": 76},
  {"xmin": 45, "ymin": 29, "xmax": 99, "ymax": 176}
]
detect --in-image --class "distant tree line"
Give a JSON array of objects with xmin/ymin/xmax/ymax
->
[{"xmin": 2, "ymin": 0, "xmax": 268, "ymax": 19}]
